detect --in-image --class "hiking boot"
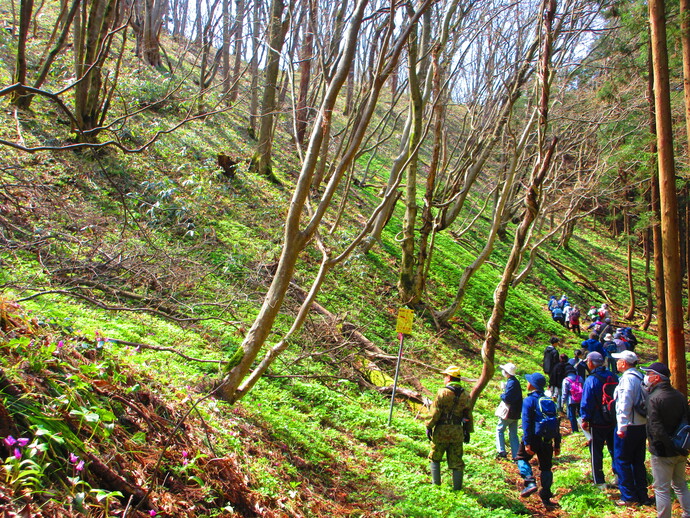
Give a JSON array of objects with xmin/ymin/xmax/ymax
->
[
  {"xmin": 495, "ymin": 451, "xmax": 508, "ymax": 460},
  {"xmin": 639, "ymin": 497, "xmax": 655, "ymax": 506},
  {"xmin": 542, "ymin": 498, "xmax": 559, "ymax": 508},
  {"xmin": 430, "ymin": 461, "xmax": 441, "ymax": 485},
  {"xmin": 520, "ymin": 483, "xmax": 538, "ymax": 498},
  {"xmin": 452, "ymin": 469, "xmax": 463, "ymax": 491}
]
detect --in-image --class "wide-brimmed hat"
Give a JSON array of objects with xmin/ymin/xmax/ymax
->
[
  {"xmin": 603, "ymin": 333, "xmax": 614, "ymax": 342},
  {"xmin": 525, "ymin": 372, "xmax": 546, "ymax": 390},
  {"xmin": 641, "ymin": 362, "xmax": 671, "ymax": 378},
  {"xmin": 499, "ymin": 363, "xmax": 516, "ymax": 376},
  {"xmin": 442, "ymin": 365, "xmax": 462, "ymax": 378},
  {"xmin": 586, "ymin": 351, "xmax": 604, "ymax": 365},
  {"xmin": 611, "ymin": 350, "xmax": 638, "ymax": 365}
]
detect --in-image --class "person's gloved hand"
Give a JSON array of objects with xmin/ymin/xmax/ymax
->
[
  {"xmin": 463, "ymin": 432, "xmax": 470, "ymax": 444},
  {"xmin": 426, "ymin": 427, "xmax": 433, "ymax": 441}
]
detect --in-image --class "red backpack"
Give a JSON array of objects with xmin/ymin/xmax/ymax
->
[{"xmin": 593, "ymin": 373, "xmax": 618, "ymax": 426}]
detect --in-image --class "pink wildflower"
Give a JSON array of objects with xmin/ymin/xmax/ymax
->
[
  {"xmin": 149, "ymin": 511, "xmax": 157, "ymax": 517},
  {"xmin": 69, "ymin": 452, "xmax": 79, "ymax": 464},
  {"xmin": 13, "ymin": 448, "xmax": 21, "ymax": 460},
  {"xmin": 16, "ymin": 438, "xmax": 29, "ymax": 447},
  {"xmin": 76, "ymin": 460, "xmax": 85, "ymax": 472},
  {"xmin": 57, "ymin": 340, "xmax": 64, "ymax": 349},
  {"xmin": 4, "ymin": 436, "xmax": 16, "ymax": 447}
]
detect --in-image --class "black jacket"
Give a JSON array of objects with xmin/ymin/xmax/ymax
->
[{"xmin": 647, "ymin": 380, "xmax": 689, "ymax": 457}]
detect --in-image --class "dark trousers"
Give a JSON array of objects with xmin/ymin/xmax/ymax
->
[
  {"xmin": 590, "ymin": 425, "xmax": 616, "ymax": 485},
  {"xmin": 516, "ymin": 439, "xmax": 554, "ymax": 500},
  {"xmin": 613, "ymin": 425, "xmax": 649, "ymax": 503},
  {"xmin": 567, "ymin": 403, "xmax": 579, "ymax": 432}
]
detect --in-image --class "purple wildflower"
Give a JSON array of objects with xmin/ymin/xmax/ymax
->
[
  {"xmin": 75, "ymin": 460, "xmax": 85, "ymax": 472},
  {"xmin": 16, "ymin": 438, "xmax": 29, "ymax": 447},
  {"xmin": 13, "ymin": 448, "xmax": 21, "ymax": 460},
  {"xmin": 149, "ymin": 511, "xmax": 157, "ymax": 517},
  {"xmin": 69, "ymin": 452, "xmax": 79, "ymax": 464},
  {"xmin": 4, "ymin": 436, "xmax": 16, "ymax": 447}
]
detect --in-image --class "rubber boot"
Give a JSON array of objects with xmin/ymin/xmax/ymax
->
[
  {"xmin": 430, "ymin": 461, "xmax": 441, "ymax": 485},
  {"xmin": 452, "ymin": 469, "xmax": 463, "ymax": 490}
]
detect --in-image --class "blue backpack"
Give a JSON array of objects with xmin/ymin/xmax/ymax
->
[{"xmin": 535, "ymin": 396, "xmax": 559, "ymax": 440}]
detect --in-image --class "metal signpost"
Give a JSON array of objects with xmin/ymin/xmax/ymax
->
[{"xmin": 387, "ymin": 307, "xmax": 413, "ymax": 426}]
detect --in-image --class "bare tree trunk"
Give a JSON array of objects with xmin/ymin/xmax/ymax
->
[
  {"xmin": 219, "ymin": 0, "xmax": 435, "ymax": 404},
  {"xmin": 649, "ymin": 0, "xmax": 686, "ymax": 394},
  {"xmin": 624, "ymin": 210, "xmax": 636, "ymax": 320},
  {"xmin": 228, "ymin": 0, "xmax": 244, "ymax": 102},
  {"xmin": 470, "ymin": 139, "xmax": 557, "ymax": 404},
  {"xmin": 222, "ymin": 0, "xmax": 230, "ymax": 93},
  {"xmin": 130, "ymin": 0, "xmax": 166, "ymax": 67},
  {"xmin": 472, "ymin": 0, "xmax": 557, "ymax": 404},
  {"xmin": 73, "ymin": 0, "xmax": 120, "ymax": 142},
  {"xmin": 249, "ymin": 0, "xmax": 289, "ymax": 181},
  {"xmin": 295, "ymin": 0, "xmax": 315, "ymax": 146},
  {"xmin": 643, "ymin": 227, "xmax": 654, "ymax": 330},
  {"xmin": 343, "ymin": 60, "xmax": 355, "ymax": 116},
  {"xmin": 398, "ymin": 18, "xmax": 424, "ymax": 305},
  {"xmin": 647, "ymin": 41, "xmax": 667, "ymax": 361},
  {"xmin": 11, "ymin": 0, "xmax": 34, "ymax": 107},
  {"xmin": 685, "ymin": 195, "xmax": 690, "ymax": 322},
  {"xmin": 248, "ymin": 0, "xmax": 260, "ymax": 137},
  {"xmin": 219, "ymin": 0, "xmax": 369, "ymax": 403}
]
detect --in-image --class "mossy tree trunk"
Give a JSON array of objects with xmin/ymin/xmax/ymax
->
[
  {"xmin": 249, "ymin": 0, "xmax": 289, "ymax": 182},
  {"xmin": 219, "ymin": 0, "xmax": 435, "ymax": 404}
]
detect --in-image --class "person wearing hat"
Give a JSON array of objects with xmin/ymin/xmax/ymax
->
[
  {"xmin": 516, "ymin": 372, "xmax": 561, "ymax": 508},
  {"xmin": 611, "ymin": 350, "xmax": 650, "ymax": 506},
  {"xmin": 495, "ymin": 363, "xmax": 523, "ymax": 460},
  {"xmin": 426, "ymin": 365, "xmax": 473, "ymax": 490},
  {"xmin": 587, "ymin": 305, "xmax": 598, "ymax": 322},
  {"xmin": 580, "ymin": 351, "xmax": 617, "ymax": 489},
  {"xmin": 642, "ymin": 362, "xmax": 690, "ymax": 517},
  {"xmin": 598, "ymin": 318, "xmax": 615, "ymax": 342},
  {"xmin": 602, "ymin": 333, "xmax": 618, "ymax": 375}
]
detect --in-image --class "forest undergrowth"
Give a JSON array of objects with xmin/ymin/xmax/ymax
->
[{"xmin": 0, "ymin": 7, "xmax": 686, "ymax": 516}]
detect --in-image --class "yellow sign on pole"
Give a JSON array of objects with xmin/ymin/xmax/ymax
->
[{"xmin": 396, "ymin": 307, "xmax": 414, "ymax": 334}]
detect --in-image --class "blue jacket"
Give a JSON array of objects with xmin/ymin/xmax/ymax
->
[
  {"xmin": 500, "ymin": 375, "xmax": 523, "ymax": 420},
  {"xmin": 522, "ymin": 390, "xmax": 562, "ymax": 448},
  {"xmin": 580, "ymin": 366, "xmax": 616, "ymax": 426},
  {"xmin": 581, "ymin": 338, "xmax": 605, "ymax": 357}
]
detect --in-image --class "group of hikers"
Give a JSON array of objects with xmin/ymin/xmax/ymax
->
[
  {"xmin": 548, "ymin": 294, "xmax": 620, "ymax": 339},
  {"xmin": 424, "ymin": 302, "xmax": 690, "ymax": 517}
]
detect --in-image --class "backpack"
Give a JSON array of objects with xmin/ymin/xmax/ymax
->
[
  {"xmin": 623, "ymin": 328, "xmax": 638, "ymax": 351},
  {"xmin": 568, "ymin": 376, "xmax": 583, "ymax": 404},
  {"xmin": 543, "ymin": 347, "xmax": 559, "ymax": 375},
  {"xmin": 571, "ymin": 308, "xmax": 580, "ymax": 321},
  {"xmin": 593, "ymin": 373, "xmax": 618, "ymax": 426},
  {"xmin": 535, "ymin": 396, "xmax": 559, "ymax": 440}
]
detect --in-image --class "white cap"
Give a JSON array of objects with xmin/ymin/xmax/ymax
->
[
  {"xmin": 611, "ymin": 350, "xmax": 639, "ymax": 365},
  {"xmin": 499, "ymin": 363, "xmax": 517, "ymax": 376}
]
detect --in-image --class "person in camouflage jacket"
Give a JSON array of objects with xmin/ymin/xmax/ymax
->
[{"xmin": 426, "ymin": 365, "xmax": 473, "ymax": 490}]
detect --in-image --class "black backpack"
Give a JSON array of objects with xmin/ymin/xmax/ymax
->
[
  {"xmin": 593, "ymin": 373, "xmax": 618, "ymax": 426},
  {"xmin": 543, "ymin": 347, "xmax": 559, "ymax": 375}
]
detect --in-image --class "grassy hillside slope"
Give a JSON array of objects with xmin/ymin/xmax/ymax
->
[{"xmin": 0, "ymin": 15, "xmax": 667, "ymax": 518}]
